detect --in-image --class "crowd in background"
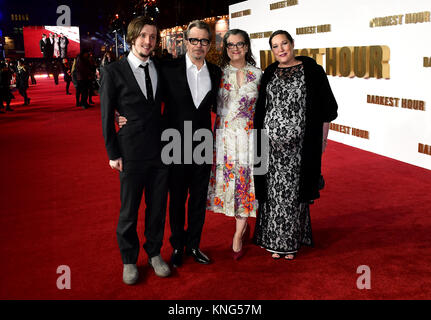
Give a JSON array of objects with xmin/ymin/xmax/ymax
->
[{"xmin": 0, "ymin": 46, "xmax": 178, "ymax": 114}]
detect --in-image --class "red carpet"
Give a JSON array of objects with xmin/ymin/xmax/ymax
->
[{"xmin": 1, "ymin": 77, "xmax": 431, "ymax": 300}]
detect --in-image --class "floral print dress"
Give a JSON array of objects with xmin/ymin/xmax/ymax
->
[{"xmin": 207, "ymin": 63, "xmax": 262, "ymax": 218}]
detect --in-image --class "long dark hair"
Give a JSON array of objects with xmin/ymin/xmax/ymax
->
[{"xmin": 220, "ymin": 29, "xmax": 256, "ymax": 68}]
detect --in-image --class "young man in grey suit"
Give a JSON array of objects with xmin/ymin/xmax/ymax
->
[{"xmin": 100, "ymin": 16, "xmax": 170, "ymax": 285}]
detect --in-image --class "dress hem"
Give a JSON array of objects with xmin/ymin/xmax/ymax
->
[
  {"xmin": 254, "ymin": 241, "xmax": 313, "ymax": 255},
  {"xmin": 207, "ymin": 208, "xmax": 256, "ymax": 218}
]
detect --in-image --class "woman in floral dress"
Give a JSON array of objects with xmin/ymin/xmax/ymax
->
[
  {"xmin": 53, "ymin": 34, "xmax": 60, "ymax": 58},
  {"xmin": 207, "ymin": 29, "xmax": 262, "ymax": 259}
]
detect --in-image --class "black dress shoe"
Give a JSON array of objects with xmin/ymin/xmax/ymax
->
[
  {"xmin": 186, "ymin": 248, "xmax": 211, "ymax": 264},
  {"xmin": 171, "ymin": 248, "xmax": 183, "ymax": 268}
]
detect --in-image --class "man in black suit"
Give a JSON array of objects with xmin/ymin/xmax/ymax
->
[
  {"xmin": 100, "ymin": 16, "xmax": 170, "ymax": 285},
  {"xmin": 39, "ymin": 34, "xmax": 48, "ymax": 58},
  {"xmin": 41, "ymin": 33, "xmax": 53, "ymax": 77},
  {"xmin": 46, "ymin": 33, "xmax": 54, "ymax": 59},
  {"xmin": 160, "ymin": 20, "xmax": 221, "ymax": 267}
]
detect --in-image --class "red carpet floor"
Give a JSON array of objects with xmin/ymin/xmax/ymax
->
[{"xmin": 1, "ymin": 77, "xmax": 431, "ymax": 300}]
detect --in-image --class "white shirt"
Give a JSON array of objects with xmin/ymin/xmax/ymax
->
[
  {"xmin": 185, "ymin": 53, "xmax": 211, "ymax": 108},
  {"xmin": 127, "ymin": 52, "xmax": 157, "ymax": 99}
]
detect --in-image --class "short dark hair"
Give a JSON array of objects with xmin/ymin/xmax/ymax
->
[
  {"xmin": 126, "ymin": 16, "xmax": 160, "ymax": 47},
  {"xmin": 185, "ymin": 20, "xmax": 212, "ymax": 41},
  {"xmin": 220, "ymin": 29, "xmax": 256, "ymax": 68},
  {"xmin": 269, "ymin": 30, "xmax": 294, "ymax": 47}
]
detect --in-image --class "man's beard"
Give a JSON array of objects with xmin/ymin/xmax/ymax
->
[{"xmin": 139, "ymin": 52, "xmax": 151, "ymax": 58}]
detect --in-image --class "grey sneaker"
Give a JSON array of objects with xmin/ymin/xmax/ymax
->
[
  {"xmin": 123, "ymin": 264, "xmax": 139, "ymax": 285},
  {"xmin": 149, "ymin": 255, "xmax": 171, "ymax": 277}
]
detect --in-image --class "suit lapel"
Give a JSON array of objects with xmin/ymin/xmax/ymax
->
[
  {"xmin": 120, "ymin": 57, "xmax": 148, "ymax": 103},
  {"xmin": 181, "ymin": 55, "xmax": 219, "ymax": 110},
  {"xmin": 180, "ymin": 55, "xmax": 195, "ymax": 105},
  {"xmin": 196, "ymin": 61, "xmax": 218, "ymax": 109},
  {"xmin": 152, "ymin": 58, "xmax": 162, "ymax": 102}
]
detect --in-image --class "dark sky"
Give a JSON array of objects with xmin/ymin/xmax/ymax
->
[
  {"xmin": 0, "ymin": 0, "xmax": 244, "ymax": 54},
  {"xmin": 1, "ymin": 0, "xmax": 245, "ymax": 33},
  {"xmin": 156, "ymin": 0, "xmax": 244, "ymax": 29}
]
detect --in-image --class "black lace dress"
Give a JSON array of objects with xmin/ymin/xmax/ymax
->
[{"xmin": 254, "ymin": 64, "xmax": 313, "ymax": 255}]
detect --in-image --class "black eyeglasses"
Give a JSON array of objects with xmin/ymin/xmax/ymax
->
[
  {"xmin": 188, "ymin": 38, "xmax": 210, "ymax": 46},
  {"xmin": 226, "ymin": 42, "xmax": 246, "ymax": 49}
]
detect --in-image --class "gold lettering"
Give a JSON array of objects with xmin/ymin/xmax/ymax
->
[
  {"xmin": 231, "ymin": 9, "xmax": 251, "ymax": 18},
  {"xmin": 300, "ymin": 49, "xmax": 309, "ymax": 56},
  {"xmin": 317, "ymin": 24, "xmax": 331, "ymax": 33},
  {"xmin": 400, "ymin": 99, "xmax": 425, "ymax": 111},
  {"xmin": 309, "ymin": 48, "xmax": 325, "ymax": 66},
  {"xmin": 250, "ymin": 31, "xmax": 272, "ymax": 39},
  {"xmin": 296, "ymin": 26, "xmax": 317, "ymax": 35},
  {"xmin": 260, "ymin": 50, "xmax": 275, "ymax": 71},
  {"xmin": 326, "ymin": 48, "xmax": 338, "ymax": 76},
  {"xmin": 370, "ymin": 14, "xmax": 404, "ymax": 27},
  {"xmin": 366, "ymin": 95, "xmax": 401, "ymax": 107},
  {"xmin": 369, "ymin": 45, "xmax": 390, "ymax": 79},
  {"xmin": 353, "ymin": 46, "xmax": 368, "ymax": 78},
  {"xmin": 406, "ymin": 11, "xmax": 431, "ymax": 24},
  {"xmin": 261, "ymin": 45, "xmax": 390, "ymax": 78},
  {"xmin": 352, "ymin": 128, "xmax": 370, "ymax": 139},
  {"xmin": 339, "ymin": 47, "xmax": 354, "ymax": 77},
  {"xmin": 394, "ymin": 98, "xmax": 400, "ymax": 107},
  {"xmin": 270, "ymin": 0, "xmax": 298, "ymax": 10},
  {"xmin": 419, "ymin": 143, "xmax": 424, "ymax": 153},
  {"xmin": 419, "ymin": 143, "xmax": 431, "ymax": 155}
]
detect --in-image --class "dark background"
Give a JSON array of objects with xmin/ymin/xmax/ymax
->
[{"xmin": 0, "ymin": 0, "xmax": 245, "ymax": 57}]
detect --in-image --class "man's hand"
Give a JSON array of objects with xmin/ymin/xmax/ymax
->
[
  {"xmin": 109, "ymin": 158, "xmax": 123, "ymax": 172},
  {"xmin": 118, "ymin": 116, "xmax": 127, "ymax": 128}
]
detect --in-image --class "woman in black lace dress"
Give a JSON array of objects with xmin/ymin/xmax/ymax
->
[{"xmin": 253, "ymin": 30, "xmax": 338, "ymax": 260}]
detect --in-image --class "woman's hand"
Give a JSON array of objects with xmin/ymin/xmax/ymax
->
[
  {"xmin": 322, "ymin": 138, "xmax": 328, "ymax": 153},
  {"xmin": 118, "ymin": 116, "xmax": 127, "ymax": 128},
  {"xmin": 322, "ymin": 122, "xmax": 330, "ymax": 152},
  {"xmin": 114, "ymin": 111, "xmax": 128, "ymax": 129}
]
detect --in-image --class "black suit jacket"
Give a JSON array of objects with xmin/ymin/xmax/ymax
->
[
  {"xmin": 45, "ymin": 38, "xmax": 54, "ymax": 57},
  {"xmin": 160, "ymin": 54, "xmax": 222, "ymax": 138},
  {"xmin": 100, "ymin": 56, "xmax": 163, "ymax": 164},
  {"xmin": 40, "ymin": 39, "xmax": 47, "ymax": 56}
]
